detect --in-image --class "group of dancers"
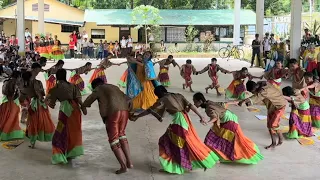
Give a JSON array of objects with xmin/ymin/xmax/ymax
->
[{"xmin": 1, "ymin": 52, "xmax": 320, "ymax": 175}]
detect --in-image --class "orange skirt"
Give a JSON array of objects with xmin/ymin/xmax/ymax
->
[
  {"xmin": 267, "ymin": 107, "xmax": 286, "ymax": 133},
  {"xmin": 27, "ymin": 99, "xmax": 55, "ymax": 144},
  {"xmin": 0, "ymin": 99, "xmax": 24, "ymax": 141},
  {"xmin": 46, "ymin": 74, "xmax": 56, "ymax": 94}
]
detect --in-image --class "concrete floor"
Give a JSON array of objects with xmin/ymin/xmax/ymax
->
[{"xmin": 0, "ymin": 58, "xmax": 319, "ymax": 180}]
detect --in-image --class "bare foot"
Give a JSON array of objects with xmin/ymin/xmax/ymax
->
[
  {"xmin": 115, "ymin": 168, "xmax": 127, "ymax": 174},
  {"xmin": 265, "ymin": 143, "xmax": 276, "ymax": 150},
  {"xmin": 28, "ymin": 144, "xmax": 35, "ymax": 149},
  {"xmin": 182, "ymin": 84, "xmax": 185, "ymax": 90},
  {"xmin": 205, "ymin": 88, "xmax": 209, "ymax": 94},
  {"xmin": 217, "ymin": 92, "xmax": 222, "ymax": 96},
  {"xmin": 190, "ymin": 89, "xmax": 194, "ymax": 92},
  {"xmin": 127, "ymin": 163, "xmax": 133, "ymax": 169}
]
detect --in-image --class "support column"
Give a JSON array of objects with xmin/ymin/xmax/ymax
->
[
  {"xmin": 290, "ymin": 0, "xmax": 302, "ymax": 59},
  {"xmin": 233, "ymin": 0, "xmax": 241, "ymax": 45},
  {"xmin": 256, "ymin": 0, "xmax": 264, "ymax": 51},
  {"xmin": 17, "ymin": 0, "xmax": 25, "ymax": 53},
  {"xmin": 38, "ymin": 0, "xmax": 45, "ymax": 34}
]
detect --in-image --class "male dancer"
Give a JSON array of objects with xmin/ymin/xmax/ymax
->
[
  {"xmin": 239, "ymin": 81, "xmax": 287, "ymax": 149},
  {"xmin": 83, "ymin": 78, "xmax": 133, "ymax": 174}
]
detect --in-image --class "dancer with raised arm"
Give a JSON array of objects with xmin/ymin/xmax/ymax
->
[
  {"xmin": 193, "ymin": 92, "xmax": 263, "ymax": 164},
  {"xmin": 155, "ymin": 55, "xmax": 180, "ymax": 87},
  {"xmin": 20, "ymin": 63, "xmax": 55, "ymax": 148},
  {"xmin": 239, "ymin": 81, "xmax": 287, "ymax": 149},
  {"xmin": 46, "ymin": 69, "xmax": 86, "ymax": 164},
  {"xmin": 83, "ymin": 78, "xmax": 133, "ymax": 174},
  {"xmin": 131, "ymin": 86, "xmax": 219, "ymax": 174},
  {"xmin": 197, "ymin": 58, "xmax": 231, "ymax": 95}
]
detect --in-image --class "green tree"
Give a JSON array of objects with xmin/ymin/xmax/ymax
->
[{"xmin": 132, "ymin": 5, "xmax": 162, "ymax": 45}]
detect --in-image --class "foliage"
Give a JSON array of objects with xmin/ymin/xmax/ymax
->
[
  {"xmin": 203, "ymin": 34, "xmax": 215, "ymax": 52},
  {"xmin": 132, "ymin": 5, "xmax": 162, "ymax": 46},
  {"xmin": 305, "ymin": 20, "xmax": 320, "ymax": 35},
  {"xmin": 184, "ymin": 25, "xmax": 198, "ymax": 52}
]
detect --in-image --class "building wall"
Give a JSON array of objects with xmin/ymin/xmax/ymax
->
[
  {"xmin": 84, "ymin": 22, "xmax": 139, "ymax": 43},
  {"xmin": 3, "ymin": 19, "xmax": 32, "ymax": 36},
  {"xmin": 0, "ymin": 0, "xmax": 84, "ymax": 22}
]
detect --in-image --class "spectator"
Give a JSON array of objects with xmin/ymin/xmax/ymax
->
[
  {"xmin": 68, "ymin": 38, "xmax": 75, "ymax": 58},
  {"xmin": 97, "ymin": 40, "xmax": 104, "ymax": 60},
  {"xmin": 251, "ymin": 33, "xmax": 261, "ymax": 68},
  {"xmin": 160, "ymin": 40, "xmax": 166, "ymax": 52},
  {"xmin": 114, "ymin": 41, "xmax": 120, "ymax": 58},
  {"xmin": 103, "ymin": 40, "xmax": 108, "ymax": 58},
  {"xmin": 82, "ymin": 30, "xmax": 88, "ymax": 40},
  {"xmin": 9, "ymin": 35, "xmax": 18, "ymax": 46},
  {"xmin": 270, "ymin": 33, "xmax": 277, "ymax": 45},
  {"xmin": 25, "ymin": 28, "xmax": 31, "ymax": 38},
  {"xmin": 69, "ymin": 30, "xmax": 78, "ymax": 47},
  {"xmin": 120, "ymin": 36, "xmax": 127, "ymax": 49},
  {"xmin": 262, "ymin": 33, "xmax": 271, "ymax": 63},
  {"xmin": 127, "ymin": 34, "xmax": 133, "ymax": 53},
  {"xmin": 108, "ymin": 41, "xmax": 114, "ymax": 56},
  {"xmin": 88, "ymin": 38, "xmax": 95, "ymax": 59},
  {"xmin": 82, "ymin": 38, "xmax": 89, "ymax": 60}
]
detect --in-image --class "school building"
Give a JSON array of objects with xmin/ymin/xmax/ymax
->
[{"xmin": 0, "ymin": 0, "xmax": 257, "ymax": 45}]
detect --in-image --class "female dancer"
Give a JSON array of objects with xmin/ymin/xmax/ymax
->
[
  {"xmin": 282, "ymin": 86, "xmax": 313, "ymax": 139},
  {"xmin": 304, "ymin": 72, "xmax": 320, "ymax": 128},
  {"xmin": 193, "ymin": 92, "xmax": 263, "ymax": 164},
  {"xmin": 51, "ymin": 35, "xmax": 65, "ymax": 62},
  {"xmin": 20, "ymin": 63, "xmax": 55, "ymax": 148},
  {"xmin": 46, "ymin": 69, "xmax": 86, "ymax": 164},
  {"xmin": 181, "ymin": 59, "xmax": 197, "ymax": 92},
  {"xmin": 263, "ymin": 61, "xmax": 288, "ymax": 89},
  {"xmin": 43, "ymin": 60, "xmax": 64, "ymax": 94},
  {"xmin": 39, "ymin": 36, "xmax": 50, "ymax": 59},
  {"xmin": 87, "ymin": 56, "xmax": 122, "ymax": 90},
  {"xmin": 131, "ymin": 86, "xmax": 219, "ymax": 174},
  {"xmin": 197, "ymin": 58, "xmax": 231, "ymax": 95},
  {"xmin": 305, "ymin": 45, "xmax": 318, "ymax": 76},
  {"xmin": 225, "ymin": 67, "xmax": 261, "ymax": 100},
  {"xmin": 126, "ymin": 52, "xmax": 159, "ymax": 110},
  {"xmin": 154, "ymin": 55, "xmax": 180, "ymax": 87},
  {"xmin": 68, "ymin": 62, "xmax": 93, "ymax": 95},
  {"xmin": 0, "ymin": 71, "xmax": 24, "ymax": 141}
]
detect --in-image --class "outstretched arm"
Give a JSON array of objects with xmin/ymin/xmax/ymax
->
[
  {"xmin": 132, "ymin": 109, "xmax": 163, "ymax": 122},
  {"xmin": 189, "ymin": 104, "xmax": 207, "ymax": 125}
]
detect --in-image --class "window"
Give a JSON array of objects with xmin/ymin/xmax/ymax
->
[
  {"xmin": 91, "ymin": 29, "xmax": 105, "ymax": 39},
  {"xmin": 61, "ymin": 25, "xmax": 79, "ymax": 33},
  {"xmin": 166, "ymin": 27, "xmax": 186, "ymax": 42}
]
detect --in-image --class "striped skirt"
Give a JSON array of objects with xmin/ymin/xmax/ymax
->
[
  {"xmin": 204, "ymin": 110, "xmax": 263, "ymax": 164},
  {"xmin": 287, "ymin": 108, "xmax": 313, "ymax": 139},
  {"xmin": 158, "ymin": 67, "xmax": 170, "ymax": 87},
  {"xmin": 158, "ymin": 112, "xmax": 219, "ymax": 174},
  {"xmin": 225, "ymin": 80, "xmax": 246, "ymax": 100},
  {"xmin": 309, "ymin": 94, "xmax": 320, "ymax": 128}
]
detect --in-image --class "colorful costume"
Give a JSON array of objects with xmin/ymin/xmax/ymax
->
[
  {"xmin": 83, "ymin": 84, "xmax": 132, "ymax": 168},
  {"xmin": 69, "ymin": 65, "xmax": 91, "ymax": 95},
  {"xmin": 308, "ymin": 83, "xmax": 320, "ymax": 128},
  {"xmin": 226, "ymin": 71, "xmax": 253, "ymax": 100},
  {"xmin": 287, "ymin": 90, "xmax": 313, "ymax": 139},
  {"xmin": 0, "ymin": 78, "xmax": 24, "ymax": 141},
  {"xmin": 46, "ymin": 81, "xmax": 84, "ymax": 164},
  {"xmin": 248, "ymin": 83, "xmax": 287, "ymax": 134},
  {"xmin": 157, "ymin": 59, "xmax": 178, "ymax": 87},
  {"xmin": 44, "ymin": 66, "xmax": 59, "ymax": 95},
  {"xmin": 305, "ymin": 52, "xmax": 318, "ymax": 76},
  {"xmin": 51, "ymin": 40, "xmax": 65, "ymax": 60},
  {"xmin": 198, "ymin": 64, "xmax": 228, "ymax": 89},
  {"xmin": 20, "ymin": 79, "xmax": 55, "ymax": 145},
  {"xmin": 39, "ymin": 40, "xmax": 50, "ymax": 59},
  {"xmin": 203, "ymin": 101, "xmax": 263, "ymax": 164},
  {"xmin": 150, "ymin": 93, "xmax": 219, "ymax": 174},
  {"xmin": 88, "ymin": 59, "xmax": 110, "ymax": 90},
  {"xmin": 127, "ymin": 59, "xmax": 159, "ymax": 110},
  {"xmin": 47, "ymin": 39, "xmax": 54, "ymax": 58},
  {"xmin": 180, "ymin": 64, "xmax": 196, "ymax": 88},
  {"xmin": 291, "ymin": 67, "xmax": 308, "ymax": 99},
  {"xmin": 118, "ymin": 69, "xmax": 128, "ymax": 88},
  {"xmin": 264, "ymin": 67, "xmax": 288, "ymax": 89}
]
